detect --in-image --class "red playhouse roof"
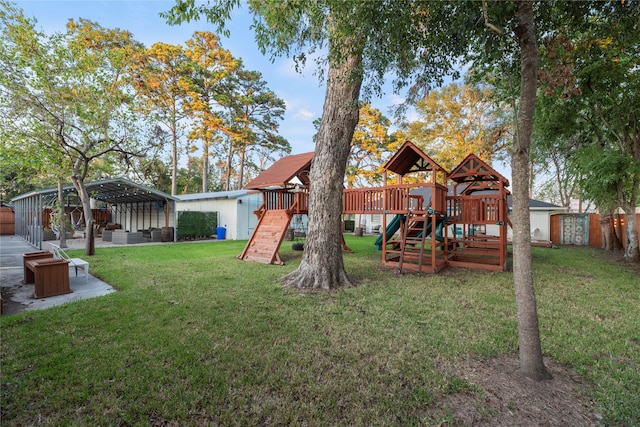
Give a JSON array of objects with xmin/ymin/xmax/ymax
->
[{"xmin": 244, "ymin": 152, "xmax": 314, "ymax": 190}]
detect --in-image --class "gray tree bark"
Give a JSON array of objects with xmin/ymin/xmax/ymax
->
[
  {"xmin": 512, "ymin": 0, "xmax": 552, "ymax": 381},
  {"xmin": 622, "ymin": 204, "xmax": 640, "ymax": 262},
  {"xmin": 202, "ymin": 139, "xmax": 210, "ymax": 194},
  {"xmin": 71, "ymin": 166, "xmax": 95, "ymax": 256},
  {"xmin": 281, "ymin": 34, "xmax": 363, "ymax": 290},
  {"xmin": 599, "ymin": 210, "xmax": 623, "ymax": 252},
  {"xmin": 57, "ymin": 181, "xmax": 68, "ymax": 249},
  {"xmin": 171, "ymin": 127, "xmax": 178, "ymax": 196}
]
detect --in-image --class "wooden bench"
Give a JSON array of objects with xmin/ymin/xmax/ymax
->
[
  {"xmin": 49, "ymin": 243, "xmax": 89, "ymax": 284},
  {"xmin": 23, "ymin": 256, "xmax": 71, "ymax": 298},
  {"xmin": 23, "ymin": 251, "xmax": 54, "ymax": 283}
]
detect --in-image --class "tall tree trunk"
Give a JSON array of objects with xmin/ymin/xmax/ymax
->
[
  {"xmin": 619, "ymin": 161, "xmax": 640, "ymax": 261},
  {"xmin": 622, "ymin": 204, "xmax": 640, "ymax": 262},
  {"xmin": 599, "ymin": 205, "xmax": 623, "ymax": 252},
  {"xmin": 57, "ymin": 181, "xmax": 68, "ymax": 249},
  {"xmin": 202, "ymin": 139, "xmax": 209, "ymax": 193},
  {"xmin": 238, "ymin": 146, "xmax": 246, "ymax": 189},
  {"xmin": 71, "ymin": 175, "xmax": 95, "ymax": 256},
  {"xmin": 512, "ymin": 0, "xmax": 552, "ymax": 381},
  {"xmin": 281, "ymin": 35, "xmax": 363, "ymax": 290},
  {"xmin": 225, "ymin": 143, "xmax": 233, "ymax": 191},
  {"xmin": 171, "ymin": 127, "xmax": 178, "ymax": 196}
]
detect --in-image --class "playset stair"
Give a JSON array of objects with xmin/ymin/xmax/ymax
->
[
  {"xmin": 383, "ymin": 212, "xmax": 447, "ymax": 274},
  {"xmin": 398, "ymin": 213, "xmax": 430, "ymax": 273}
]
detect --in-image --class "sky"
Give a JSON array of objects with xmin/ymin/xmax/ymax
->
[
  {"xmin": 13, "ymin": 0, "xmax": 511, "ymax": 179},
  {"xmin": 14, "ymin": 0, "xmax": 408, "ymax": 156}
]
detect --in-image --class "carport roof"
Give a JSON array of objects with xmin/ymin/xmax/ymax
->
[{"xmin": 12, "ymin": 178, "xmax": 176, "ymax": 205}]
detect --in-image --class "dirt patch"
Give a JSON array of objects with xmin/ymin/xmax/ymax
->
[
  {"xmin": 437, "ymin": 354, "xmax": 602, "ymax": 426},
  {"xmin": 599, "ymin": 250, "xmax": 640, "ymax": 275},
  {"xmin": 1, "ymin": 285, "xmax": 29, "ymax": 316}
]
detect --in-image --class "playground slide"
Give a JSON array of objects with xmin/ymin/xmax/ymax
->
[
  {"xmin": 415, "ymin": 217, "xmax": 445, "ymax": 241},
  {"xmin": 434, "ymin": 218, "xmax": 445, "ymax": 242},
  {"xmin": 374, "ymin": 214, "xmax": 403, "ymax": 251},
  {"xmin": 375, "ymin": 215, "xmax": 448, "ymax": 250}
]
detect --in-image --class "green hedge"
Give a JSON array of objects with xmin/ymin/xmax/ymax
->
[
  {"xmin": 343, "ymin": 220, "xmax": 355, "ymax": 232},
  {"xmin": 177, "ymin": 211, "xmax": 218, "ymax": 239}
]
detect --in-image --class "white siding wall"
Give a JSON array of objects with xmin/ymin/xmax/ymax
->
[
  {"xmin": 357, "ymin": 213, "xmax": 395, "ymax": 234},
  {"xmin": 177, "ymin": 199, "xmax": 234, "ymax": 239},
  {"xmin": 529, "ymin": 211, "xmax": 551, "ymax": 241},
  {"xmin": 502, "ymin": 210, "xmax": 552, "ymax": 241},
  {"xmin": 237, "ymin": 195, "xmax": 262, "ymax": 240},
  {"xmin": 175, "ymin": 193, "xmax": 261, "ymax": 240}
]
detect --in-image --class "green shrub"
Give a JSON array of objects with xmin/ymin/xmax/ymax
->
[{"xmin": 177, "ymin": 211, "xmax": 218, "ymax": 238}]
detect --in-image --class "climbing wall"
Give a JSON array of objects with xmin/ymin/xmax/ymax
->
[{"xmin": 238, "ymin": 209, "xmax": 292, "ymax": 265}]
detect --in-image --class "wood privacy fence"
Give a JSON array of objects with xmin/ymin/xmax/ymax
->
[
  {"xmin": 550, "ymin": 213, "xmax": 640, "ymax": 249},
  {"xmin": 40, "ymin": 208, "xmax": 112, "ymax": 230},
  {"xmin": 0, "ymin": 206, "xmax": 15, "ymax": 235}
]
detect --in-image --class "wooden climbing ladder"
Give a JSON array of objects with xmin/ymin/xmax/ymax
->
[
  {"xmin": 238, "ymin": 209, "xmax": 292, "ymax": 265},
  {"xmin": 398, "ymin": 213, "xmax": 430, "ymax": 273}
]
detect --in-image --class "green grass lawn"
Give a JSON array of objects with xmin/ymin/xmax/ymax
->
[{"xmin": 1, "ymin": 236, "xmax": 638, "ymax": 425}]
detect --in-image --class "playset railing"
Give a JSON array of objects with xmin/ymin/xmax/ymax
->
[
  {"xmin": 342, "ymin": 184, "xmax": 448, "ymax": 214},
  {"xmin": 259, "ymin": 184, "xmax": 453, "ymax": 216},
  {"xmin": 261, "ymin": 189, "xmax": 308, "ymax": 214},
  {"xmin": 259, "ymin": 185, "xmax": 505, "ymax": 226},
  {"xmin": 446, "ymin": 195, "xmax": 505, "ymax": 224}
]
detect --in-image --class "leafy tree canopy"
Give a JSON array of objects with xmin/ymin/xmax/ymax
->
[{"xmin": 398, "ymin": 82, "xmax": 512, "ymax": 172}]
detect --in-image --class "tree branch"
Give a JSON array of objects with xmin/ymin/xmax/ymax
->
[{"xmin": 482, "ymin": 1, "xmax": 504, "ymax": 35}]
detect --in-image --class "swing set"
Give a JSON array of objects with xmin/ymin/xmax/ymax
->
[
  {"xmin": 49, "ymin": 207, "xmax": 85, "ymax": 238},
  {"xmin": 238, "ymin": 141, "xmax": 510, "ymax": 273}
]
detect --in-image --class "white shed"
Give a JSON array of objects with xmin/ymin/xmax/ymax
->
[
  {"xmin": 175, "ymin": 190, "xmax": 263, "ymax": 240},
  {"xmin": 523, "ymin": 198, "xmax": 568, "ymax": 241},
  {"xmin": 497, "ymin": 197, "xmax": 566, "ymax": 242}
]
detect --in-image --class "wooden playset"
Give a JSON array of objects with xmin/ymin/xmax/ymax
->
[{"xmin": 238, "ymin": 141, "xmax": 510, "ymax": 272}]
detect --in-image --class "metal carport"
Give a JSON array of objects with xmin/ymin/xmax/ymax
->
[{"xmin": 11, "ymin": 178, "xmax": 177, "ymax": 249}]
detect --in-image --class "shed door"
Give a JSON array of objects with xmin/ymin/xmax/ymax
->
[{"xmin": 559, "ymin": 214, "xmax": 589, "ymax": 245}]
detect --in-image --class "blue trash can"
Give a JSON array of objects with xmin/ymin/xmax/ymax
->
[{"xmin": 216, "ymin": 226, "xmax": 227, "ymax": 240}]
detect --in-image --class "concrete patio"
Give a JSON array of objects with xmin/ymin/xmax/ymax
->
[{"xmin": 0, "ymin": 235, "xmax": 116, "ymax": 315}]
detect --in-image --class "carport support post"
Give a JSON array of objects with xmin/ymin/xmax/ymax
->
[
  {"xmin": 165, "ymin": 198, "xmax": 176, "ymax": 242},
  {"xmin": 165, "ymin": 201, "xmax": 169, "ymax": 227}
]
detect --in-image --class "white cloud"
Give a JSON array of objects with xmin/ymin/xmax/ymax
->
[
  {"xmin": 293, "ymin": 108, "xmax": 315, "ymax": 121},
  {"xmin": 276, "ymin": 50, "xmax": 326, "ymax": 80},
  {"xmin": 389, "ymin": 93, "xmax": 406, "ymax": 105},
  {"xmin": 277, "ymin": 58, "xmax": 304, "ymax": 78}
]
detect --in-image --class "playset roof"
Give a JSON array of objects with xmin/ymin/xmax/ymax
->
[
  {"xmin": 448, "ymin": 153, "xmax": 510, "ymax": 188},
  {"xmin": 244, "ymin": 152, "xmax": 314, "ymax": 190},
  {"xmin": 384, "ymin": 141, "xmax": 447, "ymax": 176}
]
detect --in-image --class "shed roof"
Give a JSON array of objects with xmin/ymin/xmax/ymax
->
[
  {"xmin": 175, "ymin": 189, "xmax": 260, "ymax": 202},
  {"xmin": 384, "ymin": 141, "xmax": 447, "ymax": 176},
  {"xmin": 244, "ymin": 152, "xmax": 314, "ymax": 190},
  {"xmin": 12, "ymin": 178, "xmax": 176, "ymax": 205},
  {"xmin": 513, "ymin": 196, "xmax": 565, "ymax": 210}
]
